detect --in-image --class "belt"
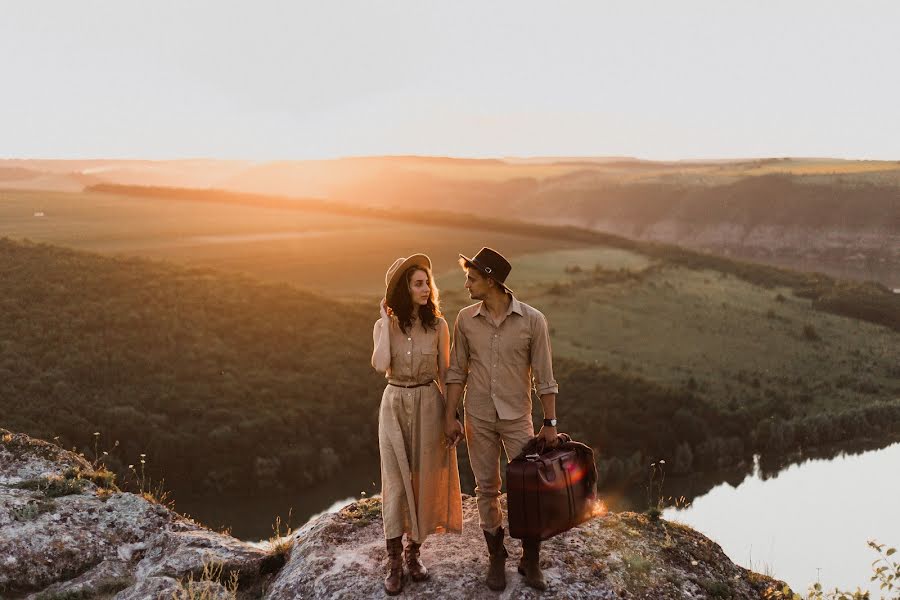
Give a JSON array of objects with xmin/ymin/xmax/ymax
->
[{"xmin": 388, "ymin": 380, "xmax": 434, "ymax": 389}]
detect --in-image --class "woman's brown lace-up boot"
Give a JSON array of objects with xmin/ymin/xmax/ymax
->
[
  {"xmin": 384, "ymin": 536, "xmax": 404, "ymax": 595},
  {"xmin": 404, "ymin": 537, "xmax": 429, "ymax": 582}
]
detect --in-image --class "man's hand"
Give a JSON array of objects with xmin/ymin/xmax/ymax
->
[
  {"xmin": 444, "ymin": 417, "xmax": 465, "ymax": 449},
  {"xmin": 537, "ymin": 425, "xmax": 559, "ymax": 449}
]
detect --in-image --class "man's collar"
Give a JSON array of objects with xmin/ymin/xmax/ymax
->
[
  {"xmin": 508, "ymin": 294, "xmax": 523, "ymax": 316},
  {"xmin": 474, "ymin": 293, "xmax": 522, "ymax": 318}
]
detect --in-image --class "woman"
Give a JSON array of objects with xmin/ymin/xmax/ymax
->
[{"xmin": 371, "ymin": 254, "xmax": 463, "ymax": 595}]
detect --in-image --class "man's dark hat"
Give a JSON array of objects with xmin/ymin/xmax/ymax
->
[{"xmin": 459, "ymin": 247, "xmax": 513, "ymax": 293}]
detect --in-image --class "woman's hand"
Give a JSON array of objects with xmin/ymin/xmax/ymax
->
[{"xmin": 379, "ymin": 298, "xmax": 390, "ymax": 320}]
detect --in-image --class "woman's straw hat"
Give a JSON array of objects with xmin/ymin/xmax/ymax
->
[{"xmin": 384, "ymin": 254, "xmax": 432, "ymax": 303}]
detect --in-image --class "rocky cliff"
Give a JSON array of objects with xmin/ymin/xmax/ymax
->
[{"xmin": 1, "ymin": 429, "xmax": 781, "ymax": 599}]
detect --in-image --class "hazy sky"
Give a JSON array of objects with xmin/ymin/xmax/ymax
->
[{"xmin": 3, "ymin": 1, "xmax": 899, "ymax": 160}]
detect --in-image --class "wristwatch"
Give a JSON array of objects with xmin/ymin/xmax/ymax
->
[{"xmin": 543, "ymin": 418, "xmax": 557, "ymax": 427}]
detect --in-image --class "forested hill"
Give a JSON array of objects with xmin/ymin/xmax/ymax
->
[
  {"xmin": 2, "ymin": 238, "xmax": 899, "ymax": 504},
  {"xmin": 0, "ymin": 238, "xmax": 385, "ymax": 493}
]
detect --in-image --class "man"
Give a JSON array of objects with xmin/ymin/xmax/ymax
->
[{"xmin": 444, "ymin": 247, "xmax": 559, "ymax": 592}]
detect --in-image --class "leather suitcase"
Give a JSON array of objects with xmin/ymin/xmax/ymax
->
[{"xmin": 507, "ymin": 433, "xmax": 599, "ymax": 540}]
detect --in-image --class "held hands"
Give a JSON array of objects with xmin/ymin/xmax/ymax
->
[
  {"xmin": 537, "ymin": 425, "xmax": 559, "ymax": 449},
  {"xmin": 444, "ymin": 417, "xmax": 465, "ymax": 449}
]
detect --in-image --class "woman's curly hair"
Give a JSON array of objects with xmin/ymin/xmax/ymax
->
[{"xmin": 387, "ymin": 265, "xmax": 442, "ymax": 334}]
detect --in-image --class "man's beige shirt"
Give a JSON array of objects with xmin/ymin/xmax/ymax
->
[{"xmin": 447, "ymin": 294, "xmax": 558, "ymax": 421}]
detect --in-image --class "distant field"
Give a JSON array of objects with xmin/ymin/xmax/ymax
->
[
  {"xmin": 5, "ymin": 156, "xmax": 898, "ymax": 291},
  {"xmin": 0, "ymin": 189, "xmax": 589, "ymax": 296},
  {"xmin": 2, "ymin": 186, "xmax": 895, "ymax": 413},
  {"xmin": 435, "ymin": 247, "xmax": 899, "ymax": 416},
  {"xmin": 529, "ymin": 262, "xmax": 896, "ymax": 413}
]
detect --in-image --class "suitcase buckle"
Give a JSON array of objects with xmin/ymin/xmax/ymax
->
[{"xmin": 525, "ymin": 453, "xmax": 541, "ymax": 461}]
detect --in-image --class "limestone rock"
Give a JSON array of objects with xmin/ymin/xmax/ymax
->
[
  {"xmin": 265, "ymin": 495, "xmax": 777, "ymax": 600},
  {"xmin": 1, "ymin": 428, "xmax": 782, "ymax": 599},
  {"xmin": 0, "ymin": 430, "xmax": 275, "ymax": 598}
]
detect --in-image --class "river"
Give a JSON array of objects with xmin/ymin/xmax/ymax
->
[{"xmin": 664, "ymin": 442, "xmax": 900, "ymax": 596}]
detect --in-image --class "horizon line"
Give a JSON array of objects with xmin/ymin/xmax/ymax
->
[{"xmin": 2, "ymin": 154, "xmax": 898, "ymax": 164}]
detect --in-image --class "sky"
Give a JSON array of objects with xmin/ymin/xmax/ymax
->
[{"xmin": 3, "ymin": 1, "xmax": 900, "ymax": 161}]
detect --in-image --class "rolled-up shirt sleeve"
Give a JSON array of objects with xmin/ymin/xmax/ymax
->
[
  {"xmin": 445, "ymin": 314, "xmax": 469, "ymax": 386},
  {"xmin": 530, "ymin": 313, "xmax": 559, "ymax": 396}
]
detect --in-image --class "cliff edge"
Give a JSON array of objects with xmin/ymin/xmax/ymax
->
[{"xmin": 0, "ymin": 429, "xmax": 781, "ymax": 599}]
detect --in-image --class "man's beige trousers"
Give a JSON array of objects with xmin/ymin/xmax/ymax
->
[{"xmin": 465, "ymin": 411, "xmax": 535, "ymax": 533}]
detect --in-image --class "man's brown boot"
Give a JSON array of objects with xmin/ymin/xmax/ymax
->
[
  {"xmin": 404, "ymin": 537, "xmax": 429, "ymax": 582},
  {"xmin": 384, "ymin": 536, "xmax": 404, "ymax": 595},
  {"xmin": 518, "ymin": 538, "xmax": 548, "ymax": 591},
  {"xmin": 483, "ymin": 527, "xmax": 509, "ymax": 591}
]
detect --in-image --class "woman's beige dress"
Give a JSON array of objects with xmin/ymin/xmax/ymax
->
[{"xmin": 374, "ymin": 316, "xmax": 463, "ymax": 543}]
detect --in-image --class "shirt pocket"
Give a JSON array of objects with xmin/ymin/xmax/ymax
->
[
  {"xmin": 505, "ymin": 331, "xmax": 531, "ymax": 366},
  {"xmin": 416, "ymin": 347, "xmax": 438, "ymax": 377}
]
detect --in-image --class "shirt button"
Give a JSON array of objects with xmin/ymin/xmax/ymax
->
[
  {"xmin": 408, "ymin": 337, "xmax": 411, "ymax": 341},
  {"xmin": 407, "ymin": 351, "xmax": 411, "ymax": 355}
]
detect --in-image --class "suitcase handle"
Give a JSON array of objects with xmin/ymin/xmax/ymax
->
[{"xmin": 532, "ymin": 432, "xmax": 572, "ymax": 455}]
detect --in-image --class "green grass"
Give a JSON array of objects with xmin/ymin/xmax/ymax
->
[
  {"xmin": 339, "ymin": 497, "xmax": 383, "ymax": 527},
  {"xmin": 519, "ymin": 263, "xmax": 897, "ymax": 415},
  {"xmin": 15, "ymin": 475, "xmax": 88, "ymax": 498},
  {"xmin": 436, "ymin": 246, "xmax": 654, "ymax": 290}
]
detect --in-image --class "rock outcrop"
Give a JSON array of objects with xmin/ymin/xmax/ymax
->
[{"xmin": 1, "ymin": 429, "xmax": 781, "ymax": 599}]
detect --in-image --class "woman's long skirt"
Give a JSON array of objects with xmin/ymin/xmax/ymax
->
[{"xmin": 379, "ymin": 384, "xmax": 463, "ymax": 542}]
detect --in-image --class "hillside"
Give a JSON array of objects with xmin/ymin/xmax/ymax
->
[
  {"xmin": 4, "ymin": 156, "xmax": 898, "ymax": 286},
  {"xmin": 1, "ymin": 237, "xmax": 897, "ymax": 517},
  {"xmin": 0, "ymin": 186, "xmax": 588, "ymax": 297},
  {"xmin": 322, "ymin": 166, "xmax": 900, "ymax": 287},
  {"xmin": 78, "ymin": 184, "xmax": 900, "ymax": 331},
  {"xmin": 213, "ymin": 156, "xmax": 900, "ymax": 288},
  {"xmin": 0, "ymin": 238, "xmax": 385, "ymax": 496}
]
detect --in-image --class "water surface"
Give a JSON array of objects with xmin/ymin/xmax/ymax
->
[{"xmin": 664, "ymin": 443, "xmax": 900, "ymax": 595}]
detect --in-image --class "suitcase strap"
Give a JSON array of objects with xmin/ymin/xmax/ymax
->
[
  {"xmin": 524, "ymin": 459, "xmax": 541, "ymax": 538},
  {"xmin": 562, "ymin": 456, "xmax": 576, "ymax": 524}
]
